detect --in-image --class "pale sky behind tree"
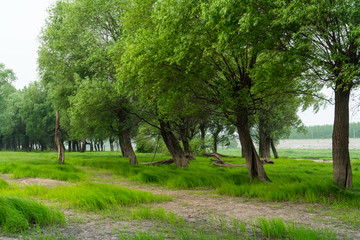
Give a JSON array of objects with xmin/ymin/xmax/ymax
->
[{"xmin": 0, "ymin": 0, "xmax": 360, "ymax": 126}]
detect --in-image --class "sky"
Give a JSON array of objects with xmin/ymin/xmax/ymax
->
[
  {"xmin": 0, "ymin": 0, "xmax": 55, "ymax": 89},
  {"xmin": 0, "ymin": 0, "xmax": 359, "ymax": 126}
]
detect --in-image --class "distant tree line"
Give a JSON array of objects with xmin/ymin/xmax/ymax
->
[
  {"xmin": 287, "ymin": 123, "xmax": 360, "ymax": 139},
  {"xmin": 1, "ymin": 0, "xmax": 359, "ymax": 189}
]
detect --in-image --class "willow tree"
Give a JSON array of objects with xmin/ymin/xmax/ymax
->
[
  {"xmin": 139, "ymin": 0, "xmax": 314, "ymax": 182},
  {"xmin": 118, "ymin": 0, "xmax": 211, "ymax": 168},
  {"xmin": 278, "ymin": 0, "xmax": 360, "ymax": 188},
  {"xmin": 38, "ymin": 0, "xmax": 138, "ymax": 163}
]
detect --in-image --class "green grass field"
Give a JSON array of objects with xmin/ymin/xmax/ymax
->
[{"xmin": 0, "ymin": 149, "xmax": 359, "ymax": 239}]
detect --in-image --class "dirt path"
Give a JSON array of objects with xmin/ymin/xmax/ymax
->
[{"xmin": 1, "ymin": 173, "xmax": 359, "ymax": 239}]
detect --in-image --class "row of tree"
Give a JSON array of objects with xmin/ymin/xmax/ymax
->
[
  {"xmin": 2, "ymin": 0, "xmax": 360, "ymax": 189},
  {"xmin": 288, "ymin": 123, "xmax": 360, "ymax": 140}
]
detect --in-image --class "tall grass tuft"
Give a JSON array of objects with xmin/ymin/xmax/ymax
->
[
  {"xmin": 256, "ymin": 218, "xmax": 337, "ymax": 240},
  {"xmin": 0, "ymin": 178, "xmax": 9, "ymax": 189},
  {"xmin": 22, "ymin": 182, "xmax": 171, "ymax": 211},
  {"xmin": 0, "ymin": 196, "xmax": 65, "ymax": 233},
  {"xmin": 130, "ymin": 206, "xmax": 185, "ymax": 227}
]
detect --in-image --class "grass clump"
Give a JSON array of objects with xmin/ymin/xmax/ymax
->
[
  {"xmin": 130, "ymin": 206, "xmax": 185, "ymax": 227},
  {"xmin": 0, "ymin": 152, "xmax": 83, "ymax": 182},
  {"xmin": 0, "ymin": 196, "xmax": 65, "ymax": 233},
  {"xmin": 257, "ymin": 218, "xmax": 337, "ymax": 240},
  {"xmin": 0, "ymin": 178, "xmax": 9, "ymax": 189},
  {"xmin": 22, "ymin": 182, "xmax": 171, "ymax": 211}
]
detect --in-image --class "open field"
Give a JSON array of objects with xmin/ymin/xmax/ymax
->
[{"xmin": 0, "ymin": 150, "xmax": 359, "ymax": 239}]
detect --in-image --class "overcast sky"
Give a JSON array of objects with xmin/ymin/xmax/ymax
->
[
  {"xmin": 0, "ymin": 0, "xmax": 54, "ymax": 89},
  {"xmin": 0, "ymin": 0, "xmax": 359, "ymax": 126}
]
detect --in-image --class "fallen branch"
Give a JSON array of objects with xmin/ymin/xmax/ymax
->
[
  {"xmin": 141, "ymin": 159, "xmax": 174, "ymax": 165},
  {"xmin": 209, "ymin": 154, "xmax": 246, "ymax": 168},
  {"xmin": 204, "ymin": 152, "xmax": 231, "ymax": 158},
  {"xmin": 212, "ymin": 161, "xmax": 247, "ymax": 168},
  {"xmin": 261, "ymin": 158, "xmax": 274, "ymax": 164}
]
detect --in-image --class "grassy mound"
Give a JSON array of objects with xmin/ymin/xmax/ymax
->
[
  {"xmin": 22, "ymin": 182, "xmax": 171, "ymax": 211},
  {"xmin": 0, "ymin": 196, "xmax": 64, "ymax": 233}
]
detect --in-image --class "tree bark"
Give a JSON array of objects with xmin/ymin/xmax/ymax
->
[
  {"xmin": 80, "ymin": 138, "xmax": 86, "ymax": 152},
  {"xmin": 213, "ymin": 135, "xmax": 218, "ymax": 153},
  {"xmin": 55, "ymin": 110, "xmax": 65, "ymax": 164},
  {"xmin": 333, "ymin": 87, "xmax": 352, "ymax": 188},
  {"xmin": 236, "ymin": 113, "xmax": 270, "ymax": 182},
  {"xmin": 119, "ymin": 129, "xmax": 137, "ymax": 164},
  {"xmin": 89, "ymin": 141, "xmax": 94, "ymax": 152},
  {"xmin": 200, "ymin": 122, "xmax": 206, "ymax": 151},
  {"xmin": 72, "ymin": 141, "xmax": 76, "ymax": 152},
  {"xmin": 68, "ymin": 141, "xmax": 72, "ymax": 152},
  {"xmin": 182, "ymin": 139, "xmax": 195, "ymax": 160},
  {"xmin": 259, "ymin": 115, "xmax": 271, "ymax": 159},
  {"xmin": 270, "ymin": 140, "xmax": 279, "ymax": 159},
  {"xmin": 109, "ymin": 137, "xmax": 114, "ymax": 152},
  {"xmin": 159, "ymin": 120, "xmax": 188, "ymax": 168}
]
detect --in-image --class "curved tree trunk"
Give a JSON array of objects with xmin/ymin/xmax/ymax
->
[
  {"xmin": 119, "ymin": 129, "xmax": 137, "ymax": 164},
  {"xmin": 333, "ymin": 87, "xmax": 352, "ymax": 188},
  {"xmin": 236, "ymin": 113, "xmax": 270, "ymax": 182},
  {"xmin": 160, "ymin": 120, "xmax": 188, "ymax": 168},
  {"xmin": 270, "ymin": 140, "xmax": 279, "ymax": 159},
  {"xmin": 55, "ymin": 110, "xmax": 65, "ymax": 164}
]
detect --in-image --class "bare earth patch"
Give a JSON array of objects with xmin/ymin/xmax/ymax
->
[{"xmin": 0, "ymin": 174, "xmax": 72, "ymax": 188}]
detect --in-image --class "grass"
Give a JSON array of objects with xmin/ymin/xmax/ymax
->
[
  {"xmin": 1, "ymin": 182, "xmax": 171, "ymax": 211},
  {"xmin": 0, "ymin": 150, "xmax": 358, "ymax": 238},
  {"xmin": 0, "ymin": 152, "xmax": 83, "ymax": 182},
  {"xmin": 0, "ymin": 150, "xmax": 359, "ymax": 210},
  {"xmin": 60, "ymin": 151, "xmax": 360, "ymax": 209},
  {"xmin": 118, "ymin": 211, "xmax": 339, "ymax": 240},
  {"xmin": 0, "ymin": 196, "xmax": 65, "ymax": 233}
]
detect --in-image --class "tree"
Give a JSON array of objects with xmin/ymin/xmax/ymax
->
[
  {"xmin": 20, "ymin": 82, "xmax": 55, "ymax": 151},
  {"xmin": 38, "ymin": 0, "xmax": 139, "ymax": 162},
  {"xmin": 278, "ymin": 0, "xmax": 360, "ymax": 188},
  {"xmin": 118, "ymin": 0, "xmax": 209, "ymax": 167},
  {"xmin": 68, "ymin": 78, "xmax": 138, "ymax": 164},
  {"xmin": 138, "ymin": 0, "xmax": 289, "ymax": 181}
]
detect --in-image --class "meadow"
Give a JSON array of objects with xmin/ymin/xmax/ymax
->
[{"xmin": 0, "ymin": 149, "xmax": 359, "ymax": 239}]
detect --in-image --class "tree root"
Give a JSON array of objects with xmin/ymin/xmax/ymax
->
[{"xmin": 141, "ymin": 159, "xmax": 174, "ymax": 165}]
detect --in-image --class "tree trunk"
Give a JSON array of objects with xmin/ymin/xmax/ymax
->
[
  {"xmin": 236, "ymin": 113, "xmax": 270, "ymax": 182},
  {"xmin": 258, "ymin": 115, "xmax": 271, "ymax": 159},
  {"xmin": 200, "ymin": 122, "xmax": 206, "ymax": 151},
  {"xmin": 100, "ymin": 140, "xmax": 104, "ymax": 151},
  {"xmin": 213, "ymin": 135, "xmax": 218, "ymax": 153},
  {"xmin": 159, "ymin": 120, "xmax": 188, "ymax": 168},
  {"xmin": 182, "ymin": 139, "xmax": 195, "ymax": 160},
  {"xmin": 109, "ymin": 137, "xmax": 114, "ymax": 152},
  {"xmin": 68, "ymin": 141, "xmax": 72, "ymax": 152},
  {"xmin": 119, "ymin": 129, "xmax": 137, "ymax": 164},
  {"xmin": 333, "ymin": 87, "xmax": 352, "ymax": 188},
  {"xmin": 55, "ymin": 110, "xmax": 65, "ymax": 164},
  {"xmin": 80, "ymin": 138, "xmax": 86, "ymax": 152},
  {"xmin": 270, "ymin": 140, "xmax": 279, "ymax": 159},
  {"xmin": 89, "ymin": 141, "xmax": 94, "ymax": 152},
  {"xmin": 72, "ymin": 141, "xmax": 76, "ymax": 152}
]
